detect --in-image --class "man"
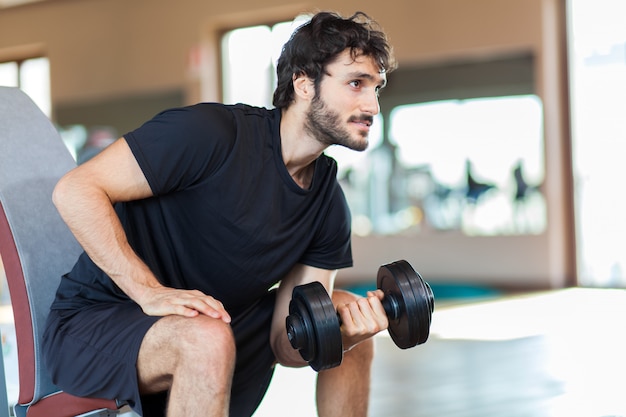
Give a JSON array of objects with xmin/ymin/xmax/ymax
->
[{"xmin": 42, "ymin": 10, "xmax": 396, "ymax": 417}]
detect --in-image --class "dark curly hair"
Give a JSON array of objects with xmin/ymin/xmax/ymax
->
[{"xmin": 272, "ymin": 11, "xmax": 396, "ymax": 109}]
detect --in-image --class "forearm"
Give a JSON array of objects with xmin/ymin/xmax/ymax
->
[
  {"xmin": 53, "ymin": 169, "xmax": 161, "ymax": 303},
  {"xmin": 51, "ymin": 139, "xmax": 230, "ymax": 320},
  {"xmin": 272, "ymin": 325, "xmax": 308, "ymax": 368},
  {"xmin": 271, "ymin": 281, "xmax": 309, "ymax": 367},
  {"xmin": 270, "ymin": 264, "xmax": 338, "ymax": 367}
]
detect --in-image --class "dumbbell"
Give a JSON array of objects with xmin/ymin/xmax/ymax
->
[{"xmin": 285, "ymin": 260, "xmax": 434, "ymax": 371}]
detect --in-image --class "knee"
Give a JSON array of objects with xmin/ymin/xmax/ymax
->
[
  {"xmin": 344, "ymin": 334, "xmax": 375, "ymax": 366},
  {"xmin": 331, "ymin": 289, "xmax": 359, "ymax": 306},
  {"xmin": 175, "ymin": 316, "xmax": 236, "ymax": 366}
]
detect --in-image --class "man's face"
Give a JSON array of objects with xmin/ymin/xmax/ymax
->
[{"xmin": 304, "ymin": 49, "xmax": 387, "ymax": 152}]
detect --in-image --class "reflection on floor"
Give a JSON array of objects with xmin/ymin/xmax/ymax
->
[{"xmin": 254, "ymin": 288, "xmax": 626, "ymax": 417}]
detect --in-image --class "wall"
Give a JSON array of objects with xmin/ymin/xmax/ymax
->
[{"xmin": 0, "ymin": 0, "xmax": 574, "ymax": 288}]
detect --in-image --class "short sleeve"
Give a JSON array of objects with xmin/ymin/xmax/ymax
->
[
  {"xmin": 300, "ymin": 183, "xmax": 353, "ymax": 270},
  {"xmin": 124, "ymin": 104, "xmax": 236, "ymax": 196}
]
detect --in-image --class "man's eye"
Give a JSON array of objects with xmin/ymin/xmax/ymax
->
[{"xmin": 349, "ymin": 80, "xmax": 361, "ymax": 88}]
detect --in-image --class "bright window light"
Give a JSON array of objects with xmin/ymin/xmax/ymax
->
[
  {"xmin": 0, "ymin": 57, "xmax": 50, "ymax": 117},
  {"xmin": 19, "ymin": 57, "xmax": 50, "ymax": 117},
  {"xmin": 0, "ymin": 62, "xmax": 18, "ymax": 87},
  {"xmin": 221, "ymin": 15, "xmax": 310, "ymax": 107},
  {"xmin": 390, "ymin": 96, "xmax": 545, "ymax": 189}
]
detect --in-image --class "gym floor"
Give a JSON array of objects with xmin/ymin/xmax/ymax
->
[
  {"xmin": 254, "ymin": 288, "xmax": 626, "ymax": 417},
  {"xmin": 8, "ymin": 287, "xmax": 620, "ymax": 416}
]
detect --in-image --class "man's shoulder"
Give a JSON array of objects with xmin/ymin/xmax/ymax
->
[
  {"xmin": 183, "ymin": 102, "xmax": 278, "ymax": 125},
  {"xmin": 188, "ymin": 102, "xmax": 272, "ymax": 114},
  {"xmin": 228, "ymin": 103, "xmax": 278, "ymax": 120}
]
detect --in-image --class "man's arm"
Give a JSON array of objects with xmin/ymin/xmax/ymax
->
[
  {"xmin": 270, "ymin": 264, "xmax": 388, "ymax": 367},
  {"xmin": 52, "ymin": 138, "xmax": 230, "ymax": 322}
]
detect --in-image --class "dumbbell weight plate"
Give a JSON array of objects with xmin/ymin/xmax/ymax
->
[
  {"xmin": 286, "ymin": 281, "xmax": 343, "ymax": 371},
  {"xmin": 377, "ymin": 260, "xmax": 434, "ymax": 349}
]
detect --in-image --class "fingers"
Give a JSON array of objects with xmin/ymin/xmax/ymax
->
[
  {"xmin": 368, "ymin": 289, "xmax": 385, "ymax": 301},
  {"xmin": 351, "ymin": 296, "xmax": 388, "ymax": 332},
  {"xmin": 141, "ymin": 288, "xmax": 231, "ymax": 323},
  {"xmin": 337, "ymin": 292, "xmax": 388, "ymax": 339},
  {"xmin": 367, "ymin": 290, "xmax": 388, "ymax": 325},
  {"xmin": 181, "ymin": 290, "xmax": 231, "ymax": 322}
]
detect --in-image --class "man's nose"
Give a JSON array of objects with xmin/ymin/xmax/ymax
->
[{"xmin": 361, "ymin": 89, "xmax": 380, "ymax": 115}]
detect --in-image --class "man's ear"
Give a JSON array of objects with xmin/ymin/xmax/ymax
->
[{"xmin": 292, "ymin": 73, "xmax": 314, "ymax": 101}]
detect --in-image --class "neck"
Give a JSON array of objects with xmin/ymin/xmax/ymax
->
[{"xmin": 280, "ymin": 106, "xmax": 326, "ymax": 189}]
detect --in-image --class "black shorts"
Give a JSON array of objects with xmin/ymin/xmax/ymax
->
[{"xmin": 42, "ymin": 290, "xmax": 277, "ymax": 417}]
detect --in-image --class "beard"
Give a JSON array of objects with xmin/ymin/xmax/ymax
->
[{"xmin": 304, "ymin": 93, "xmax": 372, "ymax": 152}]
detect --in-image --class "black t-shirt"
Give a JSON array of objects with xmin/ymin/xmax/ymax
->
[{"xmin": 51, "ymin": 103, "xmax": 352, "ymax": 316}]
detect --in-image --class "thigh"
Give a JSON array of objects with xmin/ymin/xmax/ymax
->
[
  {"xmin": 42, "ymin": 302, "xmax": 160, "ymax": 416},
  {"xmin": 136, "ymin": 310, "xmax": 235, "ymax": 395},
  {"xmin": 332, "ymin": 288, "xmax": 360, "ymax": 304},
  {"xmin": 138, "ymin": 290, "xmax": 279, "ymax": 417}
]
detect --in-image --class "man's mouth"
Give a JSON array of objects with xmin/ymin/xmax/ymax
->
[{"xmin": 349, "ymin": 115, "xmax": 374, "ymax": 127}]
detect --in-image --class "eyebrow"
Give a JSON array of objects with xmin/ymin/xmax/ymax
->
[{"xmin": 344, "ymin": 71, "xmax": 388, "ymax": 88}]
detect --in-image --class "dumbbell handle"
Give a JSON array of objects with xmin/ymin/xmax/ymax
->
[{"xmin": 336, "ymin": 293, "xmax": 401, "ymax": 325}]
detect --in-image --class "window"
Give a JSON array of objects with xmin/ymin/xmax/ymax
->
[
  {"xmin": 568, "ymin": 0, "xmax": 626, "ymax": 286},
  {"xmin": 0, "ymin": 56, "xmax": 50, "ymax": 117},
  {"xmin": 221, "ymin": 16, "xmax": 310, "ymax": 107},
  {"xmin": 372, "ymin": 95, "xmax": 545, "ymax": 236}
]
